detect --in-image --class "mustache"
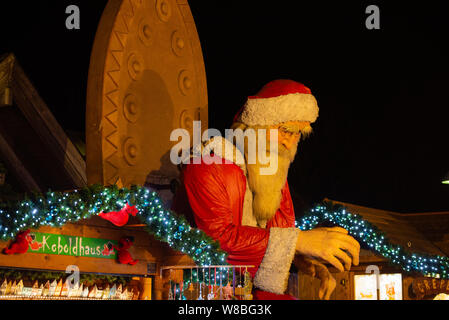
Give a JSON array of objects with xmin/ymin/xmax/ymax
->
[{"xmin": 269, "ymin": 143, "xmax": 298, "ymax": 164}]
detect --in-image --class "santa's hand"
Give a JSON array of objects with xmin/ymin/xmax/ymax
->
[
  {"xmin": 294, "ymin": 255, "xmax": 336, "ymax": 300},
  {"xmin": 295, "ymin": 226, "xmax": 360, "ymax": 272}
]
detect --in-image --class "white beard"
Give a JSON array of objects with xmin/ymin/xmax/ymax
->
[{"xmin": 246, "ymin": 143, "xmax": 298, "ymax": 227}]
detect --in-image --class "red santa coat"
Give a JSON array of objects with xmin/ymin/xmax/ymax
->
[{"xmin": 173, "ymin": 136, "xmax": 300, "ymax": 298}]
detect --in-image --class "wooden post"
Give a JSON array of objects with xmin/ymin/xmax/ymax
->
[
  {"xmin": 153, "ymin": 274, "xmax": 166, "ymax": 300},
  {"xmin": 139, "ymin": 277, "xmax": 152, "ymax": 300}
]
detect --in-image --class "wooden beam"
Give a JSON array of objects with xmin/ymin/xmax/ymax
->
[
  {"xmin": 0, "ymin": 251, "xmax": 151, "ymax": 276},
  {"xmin": 0, "ymin": 54, "xmax": 14, "ymax": 107},
  {"xmin": 401, "ymin": 211, "xmax": 449, "ymax": 217}
]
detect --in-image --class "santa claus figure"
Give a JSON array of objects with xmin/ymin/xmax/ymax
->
[{"xmin": 173, "ymin": 79, "xmax": 360, "ymax": 300}]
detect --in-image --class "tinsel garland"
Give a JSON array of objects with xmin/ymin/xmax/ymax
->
[
  {"xmin": 0, "ymin": 185, "xmax": 448, "ymax": 278},
  {"xmin": 0, "ymin": 185, "xmax": 227, "ymax": 266},
  {"xmin": 297, "ymin": 201, "xmax": 449, "ymax": 279}
]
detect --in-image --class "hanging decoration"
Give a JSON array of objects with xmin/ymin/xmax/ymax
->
[
  {"xmin": 98, "ymin": 203, "xmax": 138, "ymax": 227},
  {"xmin": 2, "ymin": 230, "xmax": 31, "ymax": 255},
  {"xmin": 113, "ymin": 237, "xmax": 139, "ymax": 265}
]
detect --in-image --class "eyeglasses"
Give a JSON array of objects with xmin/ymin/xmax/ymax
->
[{"xmin": 278, "ymin": 126, "xmax": 301, "ymax": 138}]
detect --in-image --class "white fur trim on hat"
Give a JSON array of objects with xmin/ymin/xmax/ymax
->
[{"xmin": 238, "ymin": 92, "xmax": 319, "ymax": 126}]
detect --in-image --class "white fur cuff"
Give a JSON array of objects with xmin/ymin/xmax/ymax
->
[{"xmin": 253, "ymin": 227, "xmax": 300, "ymax": 295}]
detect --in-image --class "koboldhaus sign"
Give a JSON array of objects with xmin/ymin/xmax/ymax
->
[{"xmin": 26, "ymin": 232, "xmax": 118, "ymax": 259}]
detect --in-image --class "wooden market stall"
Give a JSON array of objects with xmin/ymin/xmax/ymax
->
[
  {"xmin": 2, "ymin": 0, "xmax": 448, "ymax": 301},
  {"xmin": 0, "ymin": 51, "xmax": 194, "ymax": 300},
  {"xmin": 0, "ymin": 215, "xmax": 176, "ymax": 300},
  {"xmin": 288, "ymin": 200, "xmax": 449, "ymax": 300}
]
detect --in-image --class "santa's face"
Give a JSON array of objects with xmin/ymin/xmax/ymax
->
[
  {"xmin": 251, "ymin": 120, "xmax": 312, "ymax": 170},
  {"xmin": 268, "ymin": 121, "xmax": 311, "ymax": 151}
]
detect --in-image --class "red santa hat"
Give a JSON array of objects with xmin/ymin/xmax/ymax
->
[{"xmin": 234, "ymin": 79, "xmax": 319, "ymax": 126}]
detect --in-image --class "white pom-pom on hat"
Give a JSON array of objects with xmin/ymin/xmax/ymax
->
[{"xmin": 234, "ymin": 79, "xmax": 319, "ymax": 126}]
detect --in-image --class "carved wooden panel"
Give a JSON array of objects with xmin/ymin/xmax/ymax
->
[{"xmin": 86, "ymin": 0, "xmax": 208, "ymax": 187}]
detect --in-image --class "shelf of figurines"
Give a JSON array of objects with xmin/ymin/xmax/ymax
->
[{"xmin": 0, "ymin": 278, "xmax": 139, "ymax": 300}]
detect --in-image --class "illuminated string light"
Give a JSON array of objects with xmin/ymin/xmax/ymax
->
[
  {"xmin": 0, "ymin": 184, "xmax": 227, "ymax": 267},
  {"xmin": 1, "ymin": 187, "xmax": 448, "ymax": 278},
  {"xmin": 298, "ymin": 201, "xmax": 449, "ymax": 279}
]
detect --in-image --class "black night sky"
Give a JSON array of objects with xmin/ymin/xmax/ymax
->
[{"xmin": 0, "ymin": 1, "xmax": 448, "ymax": 213}]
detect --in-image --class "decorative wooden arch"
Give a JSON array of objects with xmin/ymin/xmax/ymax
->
[{"xmin": 86, "ymin": 0, "xmax": 208, "ymax": 188}]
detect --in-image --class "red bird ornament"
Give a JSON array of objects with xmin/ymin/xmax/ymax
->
[
  {"xmin": 98, "ymin": 203, "xmax": 138, "ymax": 227},
  {"xmin": 2, "ymin": 230, "xmax": 31, "ymax": 255},
  {"xmin": 113, "ymin": 237, "xmax": 139, "ymax": 265}
]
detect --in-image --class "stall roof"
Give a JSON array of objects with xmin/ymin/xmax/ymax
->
[
  {"xmin": 400, "ymin": 211, "xmax": 449, "ymax": 242},
  {"xmin": 328, "ymin": 199, "xmax": 449, "ymax": 259},
  {"xmin": 400, "ymin": 211, "xmax": 449, "ymax": 257},
  {"xmin": 0, "ymin": 53, "xmax": 86, "ymax": 193}
]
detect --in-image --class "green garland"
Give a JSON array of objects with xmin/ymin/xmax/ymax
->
[
  {"xmin": 298, "ymin": 201, "xmax": 449, "ymax": 279},
  {"xmin": 0, "ymin": 185, "xmax": 227, "ymax": 266},
  {"xmin": 0, "ymin": 185, "xmax": 448, "ymax": 278}
]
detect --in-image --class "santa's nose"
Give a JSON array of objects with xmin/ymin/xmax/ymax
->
[{"xmin": 280, "ymin": 134, "xmax": 299, "ymax": 150}]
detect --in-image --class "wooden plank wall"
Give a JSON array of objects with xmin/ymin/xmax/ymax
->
[{"xmin": 292, "ymin": 271, "xmax": 351, "ymax": 300}]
